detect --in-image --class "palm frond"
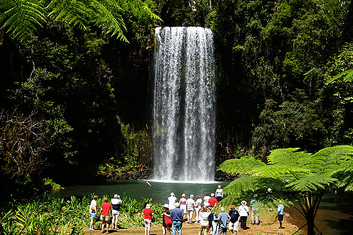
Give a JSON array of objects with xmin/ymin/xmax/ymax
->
[
  {"xmin": 217, "ymin": 157, "xmax": 265, "ymax": 175},
  {"xmin": 286, "ymin": 175, "xmax": 337, "ymax": 191},
  {"xmin": 0, "ymin": 0, "xmax": 47, "ymax": 42}
]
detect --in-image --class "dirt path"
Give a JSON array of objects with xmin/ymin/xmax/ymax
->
[{"xmin": 83, "ymin": 213, "xmax": 300, "ymax": 235}]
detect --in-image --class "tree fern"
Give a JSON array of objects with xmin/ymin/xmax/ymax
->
[
  {"xmin": 219, "ymin": 145, "xmax": 353, "ymax": 235},
  {"xmin": 0, "ymin": 0, "xmax": 47, "ymax": 42}
]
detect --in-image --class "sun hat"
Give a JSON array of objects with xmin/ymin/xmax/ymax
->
[
  {"xmin": 163, "ymin": 204, "xmax": 169, "ymax": 209},
  {"xmin": 211, "ymin": 193, "xmax": 215, "ymax": 196},
  {"xmin": 230, "ymin": 205, "xmax": 235, "ymax": 209}
]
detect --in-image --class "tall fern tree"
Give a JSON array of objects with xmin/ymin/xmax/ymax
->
[
  {"xmin": 0, "ymin": 0, "xmax": 161, "ymax": 43},
  {"xmin": 218, "ymin": 145, "xmax": 353, "ymax": 235}
]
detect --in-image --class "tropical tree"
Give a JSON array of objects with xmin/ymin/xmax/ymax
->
[
  {"xmin": 218, "ymin": 145, "xmax": 353, "ymax": 234},
  {"xmin": 0, "ymin": 0, "xmax": 161, "ymax": 43}
]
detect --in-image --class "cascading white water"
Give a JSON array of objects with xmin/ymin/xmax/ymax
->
[{"xmin": 153, "ymin": 27, "xmax": 216, "ymax": 182}]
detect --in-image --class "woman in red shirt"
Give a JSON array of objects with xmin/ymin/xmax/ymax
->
[{"xmin": 142, "ymin": 204, "xmax": 154, "ymax": 235}]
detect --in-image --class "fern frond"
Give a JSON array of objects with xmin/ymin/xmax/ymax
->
[
  {"xmin": 286, "ymin": 175, "xmax": 337, "ymax": 191},
  {"xmin": 223, "ymin": 176, "xmax": 285, "ymax": 196},
  {"xmin": 309, "ymin": 145, "xmax": 353, "ymax": 175},
  {"xmin": 217, "ymin": 157, "xmax": 265, "ymax": 175},
  {"xmin": 267, "ymin": 148, "xmax": 311, "ymax": 166},
  {"xmin": 253, "ymin": 164, "xmax": 311, "ymax": 180},
  {"xmin": 0, "ymin": 0, "xmax": 47, "ymax": 42},
  {"xmin": 326, "ymin": 69, "xmax": 353, "ymax": 84}
]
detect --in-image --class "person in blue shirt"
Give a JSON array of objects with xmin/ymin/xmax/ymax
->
[
  {"xmin": 218, "ymin": 207, "xmax": 231, "ymax": 235},
  {"xmin": 170, "ymin": 203, "xmax": 184, "ymax": 235},
  {"xmin": 250, "ymin": 194, "xmax": 259, "ymax": 225},
  {"xmin": 277, "ymin": 200, "xmax": 284, "ymax": 230}
]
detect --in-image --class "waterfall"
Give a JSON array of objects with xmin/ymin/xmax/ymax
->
[{"xmin": 153, "ymin": 27, "xmax": 216, "ymax": 182}]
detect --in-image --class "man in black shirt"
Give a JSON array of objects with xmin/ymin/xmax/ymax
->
[{"xmin": 228, "ymin": 205, "xmax": 240, "ymax": 235}]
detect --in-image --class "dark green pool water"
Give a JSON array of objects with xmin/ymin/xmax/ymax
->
[{"xmin": 48, "ymin": 180, "xmax": 229, "ymax": 204}]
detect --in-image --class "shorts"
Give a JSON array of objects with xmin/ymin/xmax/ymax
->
[
  {"xmin": 229, "ymin": 221, "xmax": 239, "ymax": 231},
  {"xmin": 112, "ymin": 210, "xmax": 120, "ymax": 219},
  {"xmin": 89, "ymin": 212, "xmax": 96, "ymax": 218},
  {"xmin": 278, "ymin": 214, "xmax": 284, "ymax": 221},
  {"xmin": 144, "ymin": 219, "xmax": 151, "ymax": 228},
  {"xmin": 100, "ymin": 215, "xmax": 110, "ymax": 222},
  {"xmin": 180, "ymin": 205, "xmax": 186, "ymax": 213}
]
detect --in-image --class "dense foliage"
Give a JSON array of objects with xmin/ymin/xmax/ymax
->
[
  {"xmin": 1, "ymin": 0, "xmax": 353, "ymax": 198},
  {"xmin": 0, "ymin": 195, "xmax": 164, "ymax": 234},
  {"xmin": 218, "ymin": 145, "xmax": 353, "ymax": 234}
]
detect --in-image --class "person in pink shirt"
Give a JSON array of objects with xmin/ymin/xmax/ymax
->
[{"xmin": 100, "ymin": 197, "xmax": 112, "ymax": 233}]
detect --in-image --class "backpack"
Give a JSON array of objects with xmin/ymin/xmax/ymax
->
[{"xmin": 164, "ymin": 214, "xmax": 172, "ymax": 226}]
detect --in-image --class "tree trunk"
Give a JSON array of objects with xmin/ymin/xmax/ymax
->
[{"xmin": 306, "ymin": 213, "xmax": 315, "ymax": 235}]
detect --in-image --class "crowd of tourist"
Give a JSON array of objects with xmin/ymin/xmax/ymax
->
[{"xmin": 88, "ymin": 186, "xmax": 285, "ymax": 235}]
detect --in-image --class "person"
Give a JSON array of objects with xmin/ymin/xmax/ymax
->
[
  {"xmin": 111, "ymin": 194, "xmax": 122, "ymax": 229},
  {"xmin": 198, "ymin": 207, "xmax": 210, "ymax": 235},
  {"xmin": 208, "ymin": 193, "xmax": 217, "ymax": 208},
  {"xmin": 215, "ymin": 185, "xmax": 223, "ymax": 202},
  {"xmin": 170, "ymin": 203, "xmax": 184, "ymax": 235},
  {"xmin": 169, "ymin": 193, "xmax": 177, "ymax": 210},
  {"xmin": 250, "ymin": 194, "xmax": 259, "ymax": 225},
  {"xmin": 277, "ymin": 201, "xmax": 284, "ymax": 230},
  {"xmin": 89, "ymin": 195, "xmax": 98, "ymax": 231},
  {"xmin": 194, "ymin": 195, "xmax": 202, "ymax": 223},
  {"xmin": 228, "ymin": 205, "xmax": 239, "ymax": 235},
  {"xmin": 218, "ymin": 207, "xmax": 231, "ymax": 235},
  {"xmin": 143, "ymin": 204, "xmax": 154, "ymax": 235},
  {"xmin": 203, "ymin": 192, "xmax": 210, "ymax": 207},
  {"xmin": 186, "ymin": 194, "xmax": 195, "ymax": 223},
  {"xmin": 210, "ymin": 211, "xmax": 219, "ymax": 235},
  {"xmin": 238, "ymin": 201, "xmax": 249, "ymax": 230},
  {"xmin": 266, "ymin": 188, "xmax": 273, "ymax": 211},
  {"xmin": 179, "ymin": 194, "xmax": 187, "ymax": 218},
  {"xmin": 100, "ymin": 197, "xmax": 112, "ymax": 234},
  {"xmin": 162, "ymin": 204, "xmax": 172, "ymax": 235}
]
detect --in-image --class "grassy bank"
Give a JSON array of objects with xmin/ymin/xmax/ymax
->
[{"xmin": 0, "ymin": 195, "xmax": 164, "ymax": 235}]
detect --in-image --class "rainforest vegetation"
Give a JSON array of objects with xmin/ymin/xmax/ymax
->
[{"xmin": 1, "ymin": 0, "xmax": 353, "ymax": 199}]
